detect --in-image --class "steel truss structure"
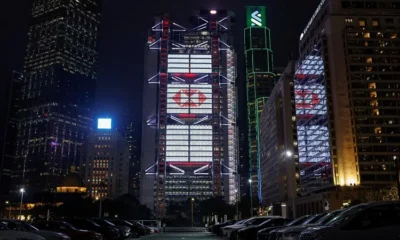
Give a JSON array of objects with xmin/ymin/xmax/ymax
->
[{"xmin": 143, "ymin": 11, "xmax": 238, "ymax": 217}]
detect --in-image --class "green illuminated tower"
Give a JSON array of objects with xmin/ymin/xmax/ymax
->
[{"xmin": 245, "ymin": 6, "xmax": 275, "ymax": 203}]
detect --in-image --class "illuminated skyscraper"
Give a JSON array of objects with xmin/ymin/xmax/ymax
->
[
  {"xmin": 141, "ymin": 10, "xmax": 238, "ymax": 216},
  {"xmin": 293, "ymin": 0, "xmax": 400, "ymax": 215},
  {"xmin": 11, "ymin": 0, "xmax": 101, "ymax": 193},
  {"xmin": 245, "ymin": 6, "xmax": 275, "ymax": 200},
  {"xmin": 84, "ymin": 119, "xmax": 130, "ymax": 199},
  {"xmin": 260, "ymin": 61, "xmax": 300, "ymax": 216}
]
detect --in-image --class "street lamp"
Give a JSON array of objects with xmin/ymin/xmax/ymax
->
[
  {"xmin": 96, "ymin": 196, "xmax": 102, "ymax": 218},
  {"xmin": 248, "ymin": 179, "xmax": 253, "ymax": 217},
  {"xmin": 5, "ymin": 201, "xmax": 11, "ymax": 219},
  {"xmin": 285, "ymin": 150, "xmax": 296, "ymax": 218},
  {"xmin": 286, "ymin": 150, "xmax": 293, "ymax": 157},
  {"xmin": 191, "ymin": 198, "xmax": 195, "ymax": 227},
  {"xmin": 19, "ymin": 188, "xmax": 25, "ymax": 220},
  {"xmin": 393, "ymin": 156, "xmax": 400, "ymax": 199}
]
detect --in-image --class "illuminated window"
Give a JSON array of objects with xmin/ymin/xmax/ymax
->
[
  {"xmin": 359, "ymin": 20, "xmax": 366, "ymax": 27},
  {"xmin": 370, "ymin": 100, "xmax": 378, "ymax": 107},
  {"xmin": 370, "ymin": 91, "xmax": 377, "ymax": 98},
  {"xmin": 372, "ymin": 109, "xmax": 379, "ymax": 116},
  {"xmin": 368, "ymin": 83, "xmax": 376, "ymax": 89},
  {"xmin": 363, "ymin": 32, "xmax": 370, "ymax": 38},
  {"xmin": 366, "ymin": 57, "xmax": 372, "ymax": 64},
  {"xmin": 391, "ymin": 33, "xmax": 398, "ymax": 39},
  {"xmin": 374, "ymin": 127, "xmax": 382, "ymax": 134},
  {"xmin": 345, "ymin": 18, "xmax": 353, "ymax": 23},
  {"xmin": 372, "ymin": 19, "xmax": 379, "ymax": 27}
]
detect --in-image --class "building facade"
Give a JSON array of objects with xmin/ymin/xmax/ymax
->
[
  {"xmin": 11, "ymin": 0, "xmax": 101, "ymax": 194},
  {"xmin": 84, "ymin": 119, "xmax": 129, "ymax": 199},
  {"xmin": 293, "ymin": 0, "xmax": 400, "ymax": 215},
  {"xmin": 245, "ymin": 6, "xmax": 276, "ymax": 201},
  {"xmin": 141, "ymin": 10, "xmax": 238, "ymax": 216},
  {"xmin": 122, "ymin": 114, "xmax": 142, "ymax": 197},
  {"xmin": 260, "ymin": 61, "xmax": 300, "ymax": 216},
  {"xmin": 1, "ymin": 72, "xmax": 24, "ymax": 198}
]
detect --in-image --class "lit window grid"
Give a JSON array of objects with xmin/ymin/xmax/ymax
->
[
  {"xmin": 166, "ymin": 125, "xmax": 213, "ymax": 162},
  {"xmin": 167, "ymin": 54, "xmax": 212, "ymax": 73},
  {"xmin": 294, "ymin": 53, "xmax": 332, "ymax": 194}
]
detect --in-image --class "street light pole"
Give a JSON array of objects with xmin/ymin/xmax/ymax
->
[
  {"xmin": 395, "ymin": 156, "xmax": 400, "ymax": 199},
  {"xmin": 286, "ymin": 150, "xmax": 296, "ymax": 218},
  {"xmin": 19, "ymin": 188, "xmax": 25, "ymax": 220},
  {"xmin": 96, "ymin": 196, "xmax": 102, "ymax": 218},
  {"xmin": 5, "ymin": 201, "xmax": 11, "ymax": 219},
  {"xmin": 191, "ymin": 198, "xmax": 194, "ymax": 227},
  {"xmin": 248, "ymin": 179, "xmax": 253, "ymax": 217}
]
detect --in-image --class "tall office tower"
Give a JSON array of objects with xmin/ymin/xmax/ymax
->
[
  {"xmin": 245, "ymin": 6, "xmax": 275, "ymax": 201},
  {"xmin": 1, "ymin": 72, "xmax": 24, "ymax": 198},
  {"xmin": 294, "ymin": 0, "xmax": 400, "ymax": 214},
  {"xmin": 238, "ymin": 130, "xmax": 248, "ymax": 197},
  {"xmin": 122, "ymin": 114, "xmax": 142, "ymax": 197},
  {"xmin": 84, "ymin": 118, "xmax": 129, "ymax": 199},
  {"xmin": 141, "ymin": 10, "xmax": 238, "ymax": 216},
  {"xmin": 260, "ymin": 61, "xmax": 300, "ymax": 217},
  {"xmin": 12, "ymin": 0, "xmax": 101, "ymax": 194}
]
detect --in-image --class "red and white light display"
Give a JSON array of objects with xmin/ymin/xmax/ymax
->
[{"xmin": 167, "ymin": 84, "xmax": 212, "ymax": 114}]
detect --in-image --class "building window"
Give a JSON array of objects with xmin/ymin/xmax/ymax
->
[
  {"xmin": 359, "ymin": 19, "xmax": 366, "ymax": 27},
  {"xmin": 372, "ymin": 19, "xmax": 380, "ymax": 27},
  {"xmin": 363, "ymin": 32, "xmax": 371, "ymax": 38},
  {"xmin": 345, "ymin": 18, "xmax": 353, "ymax": 23}
]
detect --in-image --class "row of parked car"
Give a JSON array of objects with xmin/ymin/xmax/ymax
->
[
  {"xmin": 0, "ymin": 218, "xmax": 156, "ymax": 240},
  {"xmin": 208, "ymin": 201, "xmax": 400, "ymax": 240}
]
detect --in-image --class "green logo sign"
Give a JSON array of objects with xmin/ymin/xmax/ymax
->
[{"xmin": 246, "ymin": 6, "xmax": 266, "ymax": 28}]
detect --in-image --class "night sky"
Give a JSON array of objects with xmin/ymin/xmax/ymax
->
[{"xmin": 1, "ymin": 0, "xmax": 321, "ymax": 136}]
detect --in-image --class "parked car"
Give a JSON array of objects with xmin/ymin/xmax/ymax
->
[
  {"xmin": 136, "ymin": 220, "xmax": 161, "ymax": 233},
  {"xmin": 33, "ymin": 220, "xmax": 103, "ymax": 240},
  {"xmin": 270, "ymin": 213, "xmax": 330, "ymax": 240},
  {"xmin": 221, "ymin": 219, "xmax": 251, "ymax": 237},
  {"xmin": 237, "ymin": 217, "xmax": 291, "ymax": 240},
  {"xmin": 108, "ymin": 219, "xmax": 140, "ymax": 237},
  {"xmin": 127, "ymin": 221, "xmax": 151, "ymax": 235},
  {"xmin": 0, "ymin": 219, "xmax": 70, "ymax": 240},
  {"xmin": 223, "ymin": 217, "xmax": 279, "ymax": 240},
  {"xmin": 258, "ymin": 215, "xmax": 312, "ymax": 240},
  {"xmin": 299, "ymin": 202, "xmax": 400, "ymax": 240},
  {"xmin": 92, "ymin": 219, "xmax": 131, "ymax": 239},
  {"xmin": 211, "ymin": 219, "xmax": 237, "ymax": 235},
  {"xmin": 0, "ymin": 221, "xmax": 45, "ymax": 240},
  {"xmin": 65, "ymin": 219, "xmax": 119, "ymax": 240}
]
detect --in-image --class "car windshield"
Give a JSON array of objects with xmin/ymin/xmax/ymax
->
[
  {"xmin": 258, "ymin": 219, "xmax": 274, "ymax": 227},
  {"xmin": 85, "ymin": 219, "xmax": 101, "ymax": 227},
  {"xmin": 303, "ymin": 214, "xmax": 327, "ymax": 224},
  {"xmin": 326, "ymin": 205, "xmax": 368, "ymax": 226},
  {"xmin": 61, "ymin": 222, "xmax": 78, "ymax": 231},
  {"xmin": 285, "ymin": 216, "xmax": 310, "ymax": 227},
  {"xmin": 20, "ymin": 222, "xmax": 39, "ymax": 232},
  {"xmin": 92, "ymin": 219, "xmax": 114, "ymax": 226},
  {"xmin": 246, "ymin": 218, "xmax": 269, "ymax": 226},
  {"xmin": 316, "ymin": 211, "xmax": 344, "ymax": 225},
  {"xmin": 234, "ymin": 220, "xmax": 247, "ymax": 225}
]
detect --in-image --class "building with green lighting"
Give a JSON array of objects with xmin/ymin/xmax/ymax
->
[{"xmin": 245, "ymin": 6, "xmax": 275, "ymax": 202}]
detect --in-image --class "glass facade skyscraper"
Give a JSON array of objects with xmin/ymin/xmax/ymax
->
[
  {"xmin": 245, "ymin": 6, "xmax": 275, "ymax": 200},
  {"xmin": 141, "ymin": 10, "xmax": 238, "ymax": 217},
  {"xmin": 11, "ymin": 0, "xmax": 101, "ymax": 193}
]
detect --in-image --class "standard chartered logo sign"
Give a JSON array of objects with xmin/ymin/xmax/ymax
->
[{"xmin": 251, "ymin": 11, "xmax": 262, "ymax": 27}]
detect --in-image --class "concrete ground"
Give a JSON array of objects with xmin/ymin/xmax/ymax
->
[{"xmin": 140, "ymin": 232, "xmax": 220, "ymax": 240}]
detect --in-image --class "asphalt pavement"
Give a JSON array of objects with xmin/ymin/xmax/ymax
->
[{"xmin": 141, "ymin": 232, "xmax": 220, "ymax": 240}]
